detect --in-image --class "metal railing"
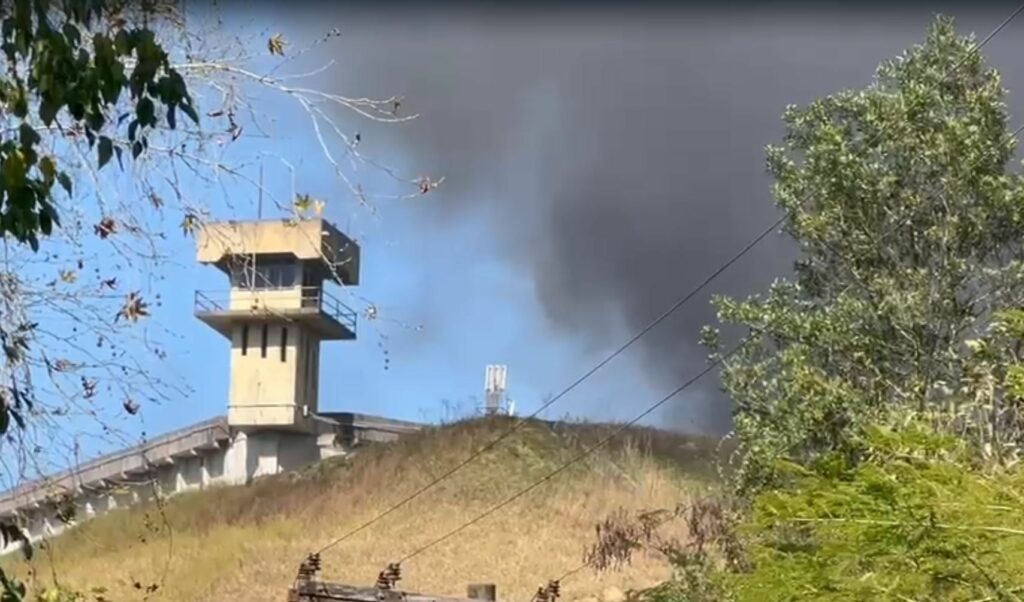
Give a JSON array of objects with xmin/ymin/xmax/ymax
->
[
  {"xmin": 193, "ymin": 286, "xmax": 358, "ymax": 333},
  {"xmin": 194, "ymin": 290, "xmax": 226, "ymax": 313},
  {"xmin": 310, "ymin": 288, "xmax": 359, "ymax": 333}
]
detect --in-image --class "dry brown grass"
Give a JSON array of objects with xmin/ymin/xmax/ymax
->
[{"xmin": 5, "ymin": 417, "xmax": 720, "ymax": 602}]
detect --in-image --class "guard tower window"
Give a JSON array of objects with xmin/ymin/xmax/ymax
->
[
  {"xmin": 260, "ymin": 262, "xmax": 297, "ymax": 288},
  {"xmin": 260, "ymin": 324, "xmax": 269, "ymax": 358},
  {"xmin": 241, "ymin": 324, "xmax": 249, "ymax": 356},
  {"xmin": 302, "ymin": 263, "xmax": 323, "ymax": 288},
  {"xmin": 303, "ymin": 333, "xmax": 312, "ymax": 400},
  {"xmin": 229, "ymin": 258, "xmax": 298, "ymax": 290},
  {"xmin": 280, "ymin": 327, "xmax": 288, "ymax": 362}
]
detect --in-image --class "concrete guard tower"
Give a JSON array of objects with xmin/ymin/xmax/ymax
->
[
  {"xmin": 194, "ymin": 218, "xmax": 361, "ymax": 479},
  {"xmin": 0, "ymin": 218, "xmax": 425, "ymax": 548}
]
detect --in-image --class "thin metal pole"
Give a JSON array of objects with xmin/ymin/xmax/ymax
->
[{"xmin": 258, "ymin": 161, "xmax": 264, "ymax": 220}]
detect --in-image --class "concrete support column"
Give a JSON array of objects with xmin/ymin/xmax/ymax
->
[
  {"xmin": 200, "ymin": 455, "xmax": 210, "ymax": 489},
  {"xmin": 317, "ymin": 432, "xmax": 345, "ymax": 461},
  {"xmin": 174, "ymin": 464, "xmax": 186, "ymax": 493}
]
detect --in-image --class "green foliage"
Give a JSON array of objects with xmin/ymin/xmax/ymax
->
[
  {"xmin": 940, "ymin": 308, "xmax": 1024, "ymax": 465},
  {"xmin": 720, "ymin": 424, "xmax": 1024, "ymax": 601},
  {"xmin": 0, "ymin": 0, "xmax": 197, "ymax": 251},
  {"xmin": 0, "ymin": 523, "xmax": 29, "ymax": 601},
  {"xmin": 0, "ymin": 572, "xmax": 25, "ymax": 602},
  {"xmin": 702, "ymin": 16, "xmax": 1024, "ymax": 492},
  {"xmin": 645, "ymin": 15, "xmax": 1024, "ymax": 602}
]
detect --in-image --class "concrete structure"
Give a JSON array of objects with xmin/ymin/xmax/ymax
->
[{"xmin": 0, "ymin": 218, "xmax": 422, "ymax": 554}]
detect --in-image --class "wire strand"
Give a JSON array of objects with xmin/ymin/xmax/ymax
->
[
  {"xmin": 977, "ymin": 3, "xmax": 1024, "ymax": 49},
  {"xmin": 396, "ymin": 337, "xmax": 750, "ymax": 564},
  {"xmin": 317, "ymin": 0, "xmax": 1024, "ymax": 564},
  {"xmin": 512, "ymin": 6, "xmax": 1024, "ymax": 598},
  {"xmin": 520, "ymin": 14, "xmax": 1024, "ymax": 596},
  {"xmin": 314, "ymin": 216, "xmax": 784, "ymax": 555}
]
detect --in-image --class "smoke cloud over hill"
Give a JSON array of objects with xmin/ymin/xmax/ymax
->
[{"xmin": 284, "ymin": 6, "xmax": 1022, "ymax": 433}]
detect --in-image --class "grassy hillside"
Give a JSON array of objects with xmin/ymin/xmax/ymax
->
[{"xmin": 5, "ymin": 417, "xmax": 720, "ymax": 602}]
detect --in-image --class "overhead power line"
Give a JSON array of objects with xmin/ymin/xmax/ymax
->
[
  {"xmin": 516, "ymin": 11, "xmax": 1024, "ymax": 596},
  {"xmin": 393, "ymin": 335, "xmax": 751, "ymax": 565},
  {"xmin": 316, "ymin": 0, "xmax": 1024, "ymax": 563},
  {"xmin": 314, "ymin": 214, "xmax": 785, "ymax": 555},
  {"xmin": 977, "ymin": 3, "xmax": 1024, "ymax": 49}
]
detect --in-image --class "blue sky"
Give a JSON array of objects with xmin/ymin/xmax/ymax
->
[
  {"xmin": 16, "ymin": 2, "xmax": 1024, "ymax": 482},
  {"xmin": 41, "ymin": 3, "xmax": 1024, "ymax": 472},
  {"xmin": 34, "ymin": 14, "xmax": 686, "ymax": 470},
  {"xmin": 129, "ymin": 126, "xmax": 671, "ymax": 448}
]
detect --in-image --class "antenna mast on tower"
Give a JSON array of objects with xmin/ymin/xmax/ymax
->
[{"xmin": 484, "ymin": 365, "xmax": 509, "ymax": 416}]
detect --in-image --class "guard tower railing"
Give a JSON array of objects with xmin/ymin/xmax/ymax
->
[{"xmin": 194, "ymin": 286, "xmax": 358, "ymax": 334}]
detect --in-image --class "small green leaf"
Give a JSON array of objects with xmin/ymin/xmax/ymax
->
[
  {"xmin": 39, "ymin": 206, "xmax": 52, "ymax": 235},
  {"xmin": 39, "ymin": 155, "xmax": 56, "ymax": 184},
  {"xmin": 57, "ymin": 172, "xmax": 72, "ymax": 196},
  {"xmin": 2, "ymin": 150, "xmax": 26, "ymax": 188},
  {"xmin": 38, "ymin": 198, "xmax": 59, "ymax": 234},
  {"xmin": 62, "ymin": 21, "xmax": 80, "ymax": 47},
  {"xmin": 38, "ymin": 97, "xmax": 58, "ymax": 125},
  {"xmin": 114, "ymin": 29, "xmax": 128, "ymax": 54},
  {"xmin": 129, "ymin": 73, "xmax": 143, "ymax": 99},
  {"xmin": 137, "ymin": 97, "xmax": 155, "ymax": 126},
  {"xmin": 69, "ymin": 101, "xmax": 85, "ymax": 121},
  {"xmin": 40, "ymin": 199, "xmax": 60, "ymax": 229},
  {"xmin": 21, "ymin": 146, "xmax": 37, "ymax": 167},
  {"xmin": 12, "ymin": 90, "xmax": 28, "ymax": 118},
  {"xmin": 180, "ymin": 102, "xmax": 199, "ymax": 125},
  {"xmin": 18, "ymin": 122, "xmax": 40, "ymax": 148},
  {"xmin": 97, "ymin": 136, "xmax": 113, "ymax": 169},
  {"xmin": 168, "ymin": 70, "xmax": 189, "ymax": 98},
  {"xmin": 86, "ymin": 107, "xmax": 105, "ymax": 132}
]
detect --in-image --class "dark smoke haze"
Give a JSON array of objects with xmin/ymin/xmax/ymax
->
[{"xmin": 276, "ymin": 5, "xmax": 1024, "ymax": 433}]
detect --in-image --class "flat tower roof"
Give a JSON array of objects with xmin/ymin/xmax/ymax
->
[{"xmin": 196, "ymin": 219, "xmax": 360, "ymax": 286}]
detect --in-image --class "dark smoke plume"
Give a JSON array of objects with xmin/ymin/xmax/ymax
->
[{"xmin": 278, "ymin": 6, "xmax": 1024, "ymax": 433}]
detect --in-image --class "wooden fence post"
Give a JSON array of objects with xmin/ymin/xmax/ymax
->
[{"xmin": 467, "ymin": 584, "xmax": 497, "ymax": 602}]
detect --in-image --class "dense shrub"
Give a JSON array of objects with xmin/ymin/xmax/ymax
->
[{"xmin": 723, "ymin": 425, "xmax": 1024, "ymax": 600}]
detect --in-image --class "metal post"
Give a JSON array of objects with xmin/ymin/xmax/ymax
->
[{"xmin": 467, "ymin": 584, "xmax": 497, "ymax": 602}]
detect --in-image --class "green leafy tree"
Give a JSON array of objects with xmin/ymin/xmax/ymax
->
[
  {"xmin": 614, "ymin": 427, "xmax": 1024, "ymax": 601},
  {"xmin": 951, "ymin": 308, "xmax": 1024, "ymax": 463},
  {"xmin": 702, "ymin": 16, "xmax": 1024, "ymax": 492},
  {"xmin": 1, "ymin": 0, "xmax": 198, "ymax": 250},
  {"xmin": 618, "ymin": 16, "xmax": 1024, "ymax": 602}
]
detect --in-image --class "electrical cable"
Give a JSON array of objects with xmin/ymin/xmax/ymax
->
[
  {"xmin": 394, "ymin": 336, "xmax": 751, "ymax": 564},
  {"xmin": 314, "ymin": 215, "xmax": 784, "ymax": 555}
]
